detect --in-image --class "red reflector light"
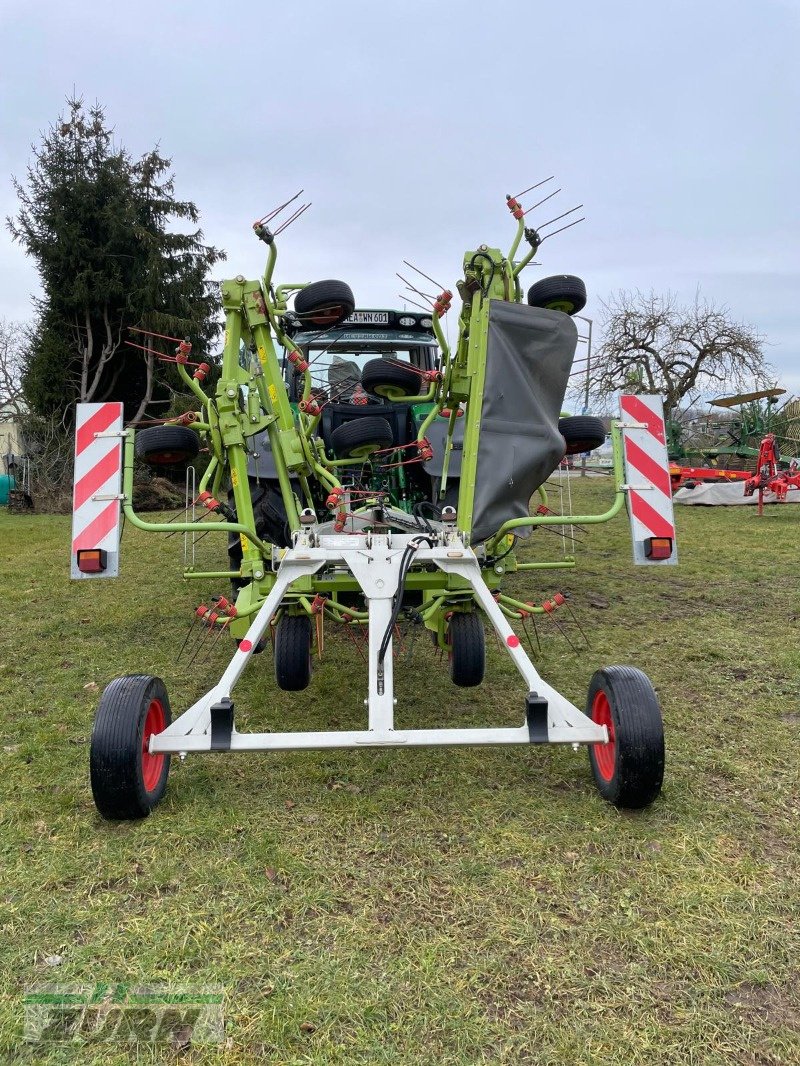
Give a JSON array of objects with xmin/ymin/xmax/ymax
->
[
  {"xmin": 77, "ymin": 548, "xmax": 107, "ymax": 573},
  {"xmin": 645, "ymin": 536, "xmax": 673, "ymax": 560}
]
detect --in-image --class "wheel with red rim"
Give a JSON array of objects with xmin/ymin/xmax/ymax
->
[
  {"xmin": 587, "ymin": 666, "xmax": 664, "ymax": 809},
  {"xmin": 90, "ymin": 675, "xmax": 172, "ymax": 820}
]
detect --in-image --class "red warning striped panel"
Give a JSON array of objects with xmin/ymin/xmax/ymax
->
[
  {"xmin": 71, "ymin": 402, "xmax": 124, "ymax": 579},
  {"xmin": 619, "ymin": 394, "xmax": 678, "ymax": 566}
]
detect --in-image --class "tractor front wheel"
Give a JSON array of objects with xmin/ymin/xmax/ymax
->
[
  {"xmin": 90, "ymin": 675, "xmax": 172, "ymax": 820},
  {"xmin": 587, "ymin": 666, "xmax": 664, "ymax": 809}
]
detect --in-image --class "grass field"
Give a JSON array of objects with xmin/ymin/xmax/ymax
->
[{"xmin": 1, "ymin": 479, "xmax": 799, "ymax": 1065}]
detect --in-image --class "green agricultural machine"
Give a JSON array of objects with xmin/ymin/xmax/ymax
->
[{"xmin": 73, "ymin": 183, "xmax": 676, "ymax": 821}]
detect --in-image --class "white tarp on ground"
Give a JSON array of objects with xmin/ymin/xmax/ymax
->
[{"xmin": 674, "ymin": 481, "xmax": 800, "ymax": 506}]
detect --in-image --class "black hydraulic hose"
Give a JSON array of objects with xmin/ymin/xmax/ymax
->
[{"xmin": 377, "ymin": 535, "xmax": 434, "ymax": 669}]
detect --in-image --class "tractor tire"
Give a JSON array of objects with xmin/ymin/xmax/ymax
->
[
  {"xmin": 294, "ymin": 280, "xmax": 355, "ymax": 328},
  {"xmin": 448, "ymin": 612, "xmax": 486, "ymax": 687},
  {"xmin": 330, "ymin": 416, "xmax": 394, "ymax": 459},
  {"xmin": 587, "ymin": 666, "xmax": 665, "ymax": 809},
  {"xmin": 558, "ymin": 416, "xmax": 606, "ymax": 456},
  {"xmin": 275, "ymin": 614, "xmax": 313, "ymax": 691},
  {"xmin": 361, "ymin": 359, "xmax": 422, "ymax": 399},
  {"xmin": 228, "ymin": 479, "xmax": 292, "ymax": 593},
  {"xmin": 134, "ymin": 426, "xmax": 200, "ymax": 466},
  {"xmin": 90, "ymin": 675, "xmax": 172, "ymax": 820},
  {"xmin": 527, "ymin": 275, "xmax": 587, "ymax": 316}
]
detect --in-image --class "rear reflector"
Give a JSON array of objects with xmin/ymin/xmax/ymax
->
[
  {"xmin": 644, "ymin": 537, "xmax": 673, "ymax": 560},
  {"xmin": 77, "ymin": 548, "xmax": 107, "ymax": 573}
]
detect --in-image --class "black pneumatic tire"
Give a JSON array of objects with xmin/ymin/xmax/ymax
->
[
  {"xmin": 331, "ymin": 416, "xmax": 394, "ymax": 459},
  {"xmin": 587, "ymin": 666, "xmax": 665, "ymax": 809},
  {"xmin": 361, "ymin": 359, "xmax": 422, "ymax": 399},
  {"xmin": 294, "ymin": 280, "xmax": 355, "ymax": 327},
  {"xmin": 134, "ymin": 426, "xmax": 200, "ymax": 466},
  {"xmin": 558, "ymin": 416, "xmax": 606, "ymax": 456},
  {"xmin": 527, "ymin": 274, "xmax": 587, "ymax": 316},
  {"xmin": 275, "ymin": 614, "xmax": 313, "ymax": 691},
  {"xmin": 90, "ymin": 675, "xmax": 172, "ymax": 820},
  {"xmin": 448, "ymin": 612, "xmax": 486, "ymax": 687}
]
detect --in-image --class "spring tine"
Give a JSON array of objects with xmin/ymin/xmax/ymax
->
[
  {"xmin": 565, "ymin": 601, "xmax": 590, "ymax": 648},
  {"xmin": 273, "ymin": 202, "xmax": 311, "ymax": 235},
  {"xmin": 539, "ymin": 217, "xmax": 585, "ymax": 242},
  {"xmin": 520, "ymin": 615, "xmax": 537, "ymax": 658},
  {"xmin": 538, "ymin": 204, "xmax": 584, "ymax": 231},
  {"xmin": 522, "ymin": 187, "xmax": 561, "ymax": 216},
  {"xmin": 529, "ymin": 612, "xmax": 542, "ymax": 653},
  {"xmin": 548, "ymin": 612, "xmax": 577, "ymax": 652},
  {"xmin": 186, "ymin": 618, "xmax": 214, "ymax": 666},
  {"xmin": 512, "ymin": 176, "xmax": 555, "ymax": 200},
  {"xmin": 402, "ymin": 259, "xmax": 446, "ymax": 292},
  {"xmin": 175, "ymin": 614, "xmax": 201, "ymax": 663},
  {"xmin": 200, "ymin": 620, "xmax": 230, "ymax": 665},
  {"xmin": 398, "ymin": 294, "xmax": 433, "ymax": 313},
  {"xmin": 257, "ymin": 189, "xmax": 303, "ymax": 226}
]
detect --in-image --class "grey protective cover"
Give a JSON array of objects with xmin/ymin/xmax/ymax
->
[{"xmin": 470, "ymin": 301, "xmax": 577, "ymax": 543}]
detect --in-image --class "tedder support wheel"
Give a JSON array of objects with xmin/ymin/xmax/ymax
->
[
  {"xmin": 527, "ymin": 274, "xmax": 587, "ymax": 316},
  {"xmin": 558, "ymin": 416, "xmax": 606, "ymax": 456},
  {"xmin": 134, "ymin": 426, "xmax": 200, "ymax": 466},
  {"xmin": 331, "ymin": 416, "xmax": 394, "ymax": 459},
  {"xmin": 587, "ymin": 666, "xmax": 665, "ymax": 809},
  {"xmin": 275, "ymin": 614, "xmax": 313, "ymax": 691},
  {"xmin": 361, "ymin": 358, "xmax": 422, "ymax": 399},
  {"xmin": 90, "ymin": 675, "xmax": 172, "ymax": 820},
  {"xmin": 448, "ymin": 612, "xmax": 486, "ymax": 687},
  {"xmin": 293, "ymin": 279, "xmax": 355, "ymax": 327}
]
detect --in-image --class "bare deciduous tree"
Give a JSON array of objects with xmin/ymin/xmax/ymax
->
[
  {"xmin": 583, "ymin": 291, "xmax": 773, "ymax": 421},
  {"xmin": 0, "ymin": 318, "xmax": 26, "ymax": 416}
]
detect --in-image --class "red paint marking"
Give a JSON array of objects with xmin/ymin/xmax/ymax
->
[
  {"xmin": 239, "ymin": 639, "xmax": 253, "ymax": 653},
  {"xmin": 620, "ymin": 395, "xmax": 665, "ymax": 445},
  {"xmin": 506, "ymin": 635, "xmax": 520, "ymax": 648},
  {"xmin": 629, "ymin": 490, "xmax": 675, "ymax": 540},
  {"xmin": 624, "ymin": 437, "xmax": 672, "ymax": 499},
  {"xmin": 73, "ymin": 444, "xmax": 121, "ymax": 511},
  {"xmin": 72, "ymin": 500, "xmax": 119, "ymax": 552},
  {"xmin": 75, "ymin": 403, "xmax": 121, "ymax": 456}
]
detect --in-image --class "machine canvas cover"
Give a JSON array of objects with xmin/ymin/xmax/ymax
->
[{"xmin": 471, "ymin": 301, "xmax": 577, "ymax": 543}]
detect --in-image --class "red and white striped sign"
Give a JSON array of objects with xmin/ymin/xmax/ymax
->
[
  {"xmin": 71, "ymin": 402, "xmax": 124, "ymax": 579},
  {"xmin": 619, "ymin": 394, "xmax": 678, "ymax": 566}
]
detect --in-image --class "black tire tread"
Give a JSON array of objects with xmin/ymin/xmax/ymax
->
[
  {"xmin": 89, "ymin": 675, "xmax": 172, "ymax": 820},
  {"xmin": 275, "ymin": 614, "xmax": 312, "ymax": 691},
  {"xmin": 361, "ymin": 359, "xmax": 421, "ymax": 397},
  {"xmin": 448, "ymin": 612, "xmax": 486, "ymax": 687},
  {"xmin": 527, "ymin": 274, "xmax": 587, "ymax": 316},
  {"xmin": 330, "ymin": 416, "xmax": 394, "ymax": 458},
  {"xmin": 294, "ymin": 280, "xmax": 355, "ymax": 326},
  {"xmin": 587, "ymin": 665, "xmax": 665, "ymax": 809},
  {"xmin": 134, "ymin": 426, "xmax": 199, "ymax": 465},
  {"xmin": 559, "ymin": 415, "xmax": 606, "ymax": 456}
]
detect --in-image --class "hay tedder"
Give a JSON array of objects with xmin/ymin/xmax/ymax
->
[{"xmin": 72, "ymin": 183, "xmax": 678, "ymax": 820}]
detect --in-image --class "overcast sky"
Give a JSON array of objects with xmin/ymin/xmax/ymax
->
[{"xmin": 1, "ymin": 0, "xmax": 797, "ymax": 396}]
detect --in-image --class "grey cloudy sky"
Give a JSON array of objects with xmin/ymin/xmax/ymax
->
[{"xmin": 1, "ymin": 0, "xmax": 798, "ymax": 394}]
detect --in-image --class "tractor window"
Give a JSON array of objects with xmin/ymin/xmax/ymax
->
[{"xmin": 286, "ymin": 339, "xmax": 438, "ymax": 402}]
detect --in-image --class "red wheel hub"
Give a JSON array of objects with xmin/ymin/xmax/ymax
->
[
  {"xmin": 591, "ymin": 690, "xmax": 616, "ymax": 782},
  {"xmin": 141, "ymin": 698, "xmax": 166, "ymax": 793}
]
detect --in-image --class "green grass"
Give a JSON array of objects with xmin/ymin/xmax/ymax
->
[{"xmin": 1, "ymin": 480, "xmax": 799, "ymax": 1064}]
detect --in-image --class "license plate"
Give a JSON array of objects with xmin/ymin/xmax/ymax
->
[{"xmin": 346, "ymin": 311, "xmax": 389, "ymax": 325}]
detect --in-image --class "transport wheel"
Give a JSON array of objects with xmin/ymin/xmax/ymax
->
[
  {"xmin": 558, "ymin": 416, "xmax": 606, "ymax": 456},
  {"xmin": 587, "ymin": 666, "xmax": 665, "ymax": 809},
  {"xmin": 90, "ymin": 675, "xmax": 172, "ymax": 820},
  {"xmin": 361, "ymin": 358, "xmax": 422, "ymax": 399},
  {"xmin": 275, "ymin": 614, "xmax": 312, "ymax": 691},
  {"xmin": 447, "ymin": 612, "xmax": 485, "ymax": 687},
  {"xmin": 294, "ymin": 280, "xmax": 355, "ymax": 327},
  {"xmin": 134, "ymin": 426, "xmax": 200, "ymax": 466},
  {"xmin": 527, "ymin": 274, "xmax": 587, "ymax": 316},
  {"xmin": 330, "ymin": 416, "xmax": 394, "ymax": 459}
]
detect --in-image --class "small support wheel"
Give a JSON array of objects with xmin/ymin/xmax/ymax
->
[
  {"xmin": 275, "ymin": 614, "xmax": 312, "ymax": 691},
  {"xmin": 89, "ymin": 675, "xmax": 172, "ymax": 820},
  {"xmin": 558, "ymin": 416, "xmax": 606, "ymax": 456},
  {"xmin": 330, "ymin": 416, "xmax": 394, "ymax": 459},
  {"xmin": 293, "ymin": 280, "xmax": 355, "ymax": 327},
  {"xmin": 527, "ymin": 274, "xmax": 587, "ymax": 316},
  {"xmin": 134, "ymin": 426, "xmax": 199, "ymax": 466},
  {"xmin": 447, "ymin": 612, "xmax": 485, "ymax": 687},
  {"xmin": 587, "ymin": 666, "xmax": 665, "ymax": 809},
  {"xmin": 361, "ymin": 359, "xmax": 422, "ymax": 399}
]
